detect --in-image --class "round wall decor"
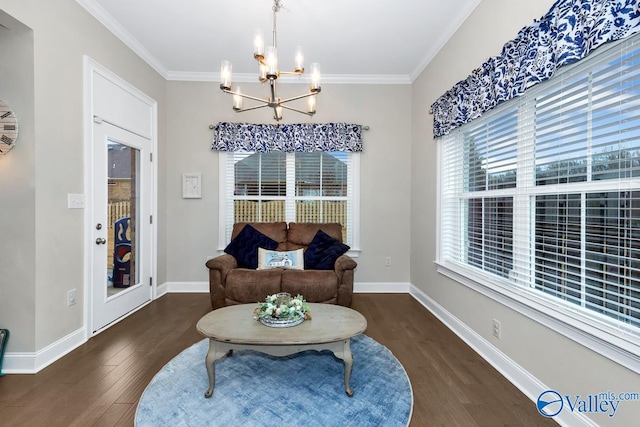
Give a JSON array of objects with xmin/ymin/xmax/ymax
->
[{"xmin": 0, "ymin": 99, "xmax": 19, "ymax": 156}]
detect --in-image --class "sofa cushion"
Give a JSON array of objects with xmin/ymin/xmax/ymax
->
[
  {"xmin": 281, "ymin": 269, "xmax": 338, "ymax": 304},
  {"xmin": 304, "ymin": 229, "xmax": 350, "ymax": 270},
  {"xmin": 225, "ymin": 268, "xmax": 283, "ymax": 304},
  {"xmin": 287, "ymin": 222, "xmax": 343, "ymax": 250},
  {"xmin": 257, "ymin": 248, "xmax": 304, "ymax": 270},
  {"xmin": 233, "ymin": 221, "xmax": 288, "ymax": 241},
  {"xmin": 224, "ymin": 224, "xmax": 278, "ymax": 268}
]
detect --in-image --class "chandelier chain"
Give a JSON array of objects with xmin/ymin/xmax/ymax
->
[{"xmin": 272, "ymin": 0, "xmax": 280, "ymax": 48}]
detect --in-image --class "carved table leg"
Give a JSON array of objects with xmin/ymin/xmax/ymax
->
[
  {"xmin": 204, "ymin": 339, "xmax": 228, "ymax": 398},
  {"xmin": 331, "ymin": 339, "xmax": 354, "ymax": 397}
]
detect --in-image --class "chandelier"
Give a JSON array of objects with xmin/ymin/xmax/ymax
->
[{"xmin": 219, "ymin": 0, "xmax": 321, "ymax": 121}]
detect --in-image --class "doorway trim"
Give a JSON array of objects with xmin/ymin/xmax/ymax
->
[{"xmin": 82, "ymin": 56, "xmax": 158, "ymax": 339}]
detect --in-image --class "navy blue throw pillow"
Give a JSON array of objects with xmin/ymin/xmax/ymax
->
[
  {"xmin": 224, "ymin": 225, "xmax": 278, "ymax": 269},
  {"xmin": 304, "ymin": 229, "xmax": 350, "ymax": 270}
]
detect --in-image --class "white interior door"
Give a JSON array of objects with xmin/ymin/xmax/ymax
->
[
  {"xmin": 85, "ymin": 57, "xmax": 157, "ymax": 335},
  {"xmin": 91, "ymin": 121, "xmax": 152, "ymax": 332}
]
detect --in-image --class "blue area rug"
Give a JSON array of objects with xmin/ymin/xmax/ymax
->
[{"xmin": 136, "ymin": 334, "xmax": 413, "ymax": 426}]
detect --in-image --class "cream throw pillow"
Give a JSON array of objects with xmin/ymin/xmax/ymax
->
[{"xmin": 257, "ymin": 248, "xmax": 304, "ymax": 270}]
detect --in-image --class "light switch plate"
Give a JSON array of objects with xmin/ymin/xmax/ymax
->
[{"xmin": 67, "ymin": 194, "xmax": 85, "ymax": 209}]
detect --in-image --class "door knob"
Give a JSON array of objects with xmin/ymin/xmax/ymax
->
[{"xmin": 96, "ymin": 237, "xmax": 106, "ymax": 245}]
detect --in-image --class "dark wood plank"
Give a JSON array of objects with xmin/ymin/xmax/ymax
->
[
  {"xmin": 0, "ymin": 293, "xmax": 556, "ymax": 426},
  {"xmin": 352, "ymin": 294, "xmax": 557, "ymax": 427}
]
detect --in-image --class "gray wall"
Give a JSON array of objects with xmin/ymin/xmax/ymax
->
[
  {"xmin": 164, "ymin": 81, "xmax": 412, "ymax": 285},
  {"xmin": 0, "ymin": 0, "xmax": 167, "ymax": 353},
  {"xmin": 0, "ymin": 10, "xmax": 35, "ymax": 352},
  {"xmin": 411, "ymin": 1, "xmax": 640, "ymax": 426}
]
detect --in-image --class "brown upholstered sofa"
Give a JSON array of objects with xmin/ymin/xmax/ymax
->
[{"xmin": 206, "ymin": 222, "xmax": 357, "ymax": 309}]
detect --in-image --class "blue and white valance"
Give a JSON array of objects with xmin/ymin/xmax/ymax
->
[
  {"xmin": 212, "ymin": 122, "xmax": 363, "ymax": 152},
  {"xmin": 431, "ymin": 0, "xmax": 640, "ymax": 138}
]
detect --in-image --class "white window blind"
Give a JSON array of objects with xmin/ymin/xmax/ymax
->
[
  {"xmin": 441, "ymin": 106, "xmax": 519, "ymax": 280},
  {"xmin": 439, "ymin": 33, "xmax": 640, "ymax": 347},
  {"xmin": 222, "ymin": 151, "xmax": 356, "ymax": 246}
]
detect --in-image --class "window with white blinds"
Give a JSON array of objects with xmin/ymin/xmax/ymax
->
[
  {"xmin": 439, "ymin": 33, "xmax": 640, "ymax": 344},
  {"xmin": 220, "ymin": 151, "xmax": 358, "ymax": 247}
]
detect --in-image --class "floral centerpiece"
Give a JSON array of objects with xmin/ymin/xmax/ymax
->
[{"xmin": 253, "ymin": 292, "xmax": 311, "ymax": 328}]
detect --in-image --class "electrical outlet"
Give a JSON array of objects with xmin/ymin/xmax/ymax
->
[
  {"xmin": 385, "ymin": 256, "xmax": 391, "ymax": 267},
  {"xmin": 492, "ymin": 319, "xmax": 501, "ymax": 339},
  {"xmin": 67, "ymin": 289, "xmax": 77, "ymax": 307}
]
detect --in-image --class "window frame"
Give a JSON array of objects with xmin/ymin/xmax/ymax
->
[
  {"xmin": 218, "ymin": 151, "xmax": 360, "ymax": 255},
  {"xmin": 436, "ymin": 35, "xmax": 640, "ymax": 372}
]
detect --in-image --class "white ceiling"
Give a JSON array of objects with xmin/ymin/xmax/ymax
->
[{"xmin": 78, "ymin": 0, "xmax": 481, "ymax": 84}]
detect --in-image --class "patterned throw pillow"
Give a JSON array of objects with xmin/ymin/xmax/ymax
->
[
  {"xmin": 257, "ymin": 248, "xmax": 304, "ymax": 270},
  {"xmin": 224, "ymin": 225, "xmax": 278, "ymax": 269},
  {"xmin": 304, "ymin": 229, "xmax": 350, "ymax": 270}
]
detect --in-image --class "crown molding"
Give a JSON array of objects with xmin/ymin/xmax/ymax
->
[
  {"xmin": 409, "ymin": 0, "xmax": 482, "ymax": 81},
  {"xmin": 321, "ymin": 74, "xmax": 412, "ymax": 85},
  {"xmin": 76, "ymin": 0, "xmax": 170, "ymax": 79},
  {"xmin": 77, "ymin": 0, "xmax": 455, "ymax": 85},
  {"xmin": 165, "ymin": 71, "xmax": 222, "ymax": 82}
]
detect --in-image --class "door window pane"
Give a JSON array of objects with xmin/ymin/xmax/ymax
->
[{"xmin": 107, "ymin": 142, "xmax": 139, "ymax": 295}]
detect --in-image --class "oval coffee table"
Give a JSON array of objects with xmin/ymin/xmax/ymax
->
[{"xmin": 196, "ymin": 303, "xmax": 367, "ymax": 398}]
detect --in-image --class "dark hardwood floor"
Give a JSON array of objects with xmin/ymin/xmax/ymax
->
[{"xmin": 0, "ymin": 293, "xmax": 557, "ymax": 426}]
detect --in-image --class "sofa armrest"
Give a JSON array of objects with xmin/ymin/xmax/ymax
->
[
  {"xmin": 206, "ymin": 254, "xmax": 238, "ymax": 309},
  {"xmin": 334, "ymin": 254, "xmax": 357, "ymax": 272},
  {"xmin": 334, "ymin": 254, "xmax": 357, "ymax": 307},
  {"xmin": 206, "ymin": 253, "xmax": 238, "ymax": 272}
]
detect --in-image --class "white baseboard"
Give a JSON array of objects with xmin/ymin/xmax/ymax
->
[
  {"xmin": 161, "ymin": 281, "xmax": 411, "ymax": 294},
  {"xmin": 409, "ymin": 284, "xmax": 597, "ymax": 427},
  {"xmin": 164, "ymin": 281, "xmax": 209, "ymax": 293},
  {"xmin": 354, "ymin": 282, "xmax": 411, "ymax": 293},
  {"xmin": 156, "ymin": 281, "xmax": 169, "ymax": 298},
  {"xmin": 2, "ymin": 327, "xmax": 86, "ymax": 374}
]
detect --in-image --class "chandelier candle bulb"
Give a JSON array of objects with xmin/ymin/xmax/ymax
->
[
  {"xmin": 265, "ymin": 46, "xmax": 278, "ymax": 78},
  {"xmin": 253, "ymin": 30, "xmax": 265, "ymax": 59},
  {"xmin": 220, "ymin": 60, "xmax": 232, "ymax": 90},
  {"xmin": 259, "ymin": 63, "xmax": 268, "ymax": 82},
  {"xmin": 295, "ymin": 46, "xmax": 304, "ymax": 73},
  {"xmin": 307, "ymin": 96, "xmax": 316, "ymax": 114},
  {"xmin": 233, "ymin": 88, "xmax": 243, "ymax": 111},
  {"xmin": 310, "ymin": 62, "xmax": 321, "ymax": 92}
]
